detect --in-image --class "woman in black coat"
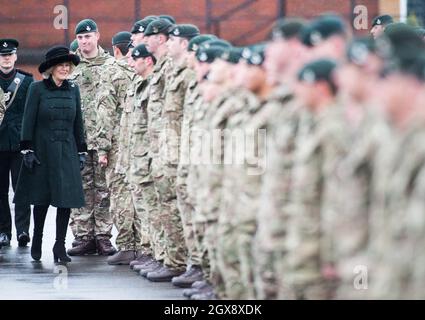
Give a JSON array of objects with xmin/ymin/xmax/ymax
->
[{"xmin": 14, "ymin": 45, "xmax": 87, "ymax": 263}]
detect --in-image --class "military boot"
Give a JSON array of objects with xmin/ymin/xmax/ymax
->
[
  {"xmin": 190, "ymin": 288, "xmax": 218, "ymax": 300},
  {"xmin": 107, "ymin": 250, "xmax": 136, "ymax": 265},
  {"xmin": 172, "ymin": 265, "xmax": 204, "ymax": 288},
  {"xmin": 71, "ymin": 237, "xmax": 84, "ymax": 247},
  {"xmin": 133, "ymin": 256, "xmax": 156, "ymax": 271},
  {"xmin": 139, "ymin": 260, "xmax": 163, "ymax": 277},
  {"xmin": 67, "ymin": 238, "xmax": 97, "ymax": 256},
  {"xmin": 182, "ymin": 280, "xmax": 210, "ymax": 298},
  {"xmin": 96, "ymin": 236, "xmax": 117, "ymax": 256},
  {"xmin": 147, "ymin": 265, "xmax": 185, "ymax": 282},
  {"xmin": 130, "ymin": 253, "xmax": 153, "ymax": 269}
]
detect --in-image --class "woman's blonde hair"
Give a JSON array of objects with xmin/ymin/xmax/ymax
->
[{"xmin": 42, "ymin": 62, "xmax": 75, "ymax": 79}]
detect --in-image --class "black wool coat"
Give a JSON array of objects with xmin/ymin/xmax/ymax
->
[{"xmin": 14, "ymin": 77, "xmax": 87, "ymax": 208}]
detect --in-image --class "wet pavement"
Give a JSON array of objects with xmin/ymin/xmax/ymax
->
[{"xmin": 0, "ymin": 190, "xmax": 185, "ymax": 300}]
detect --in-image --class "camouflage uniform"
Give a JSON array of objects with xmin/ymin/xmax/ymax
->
[
  {"xmin": 254, "ymin": 86, "xmax": 296, "ymax": 300},
  {"xmin": 69, "ymin": 47, "xmax": 114, "ymax": 241},
  {"xmin": 128, "ymin": 74, "xmax": 161, "ymax": 259},
  {"xmin": 185, "ymin": 86, "xmax": 208, "ymax": 274},
  {"xmin": 332, "ymin": 107, "xmax": 391, "ymax": 299},
  {"xmin": 283, "ymin": 102, "xmax": 348, "ymax": 299},
  {"xmin": 147, "ymin": 55, "xmax": 188, "ymax": 269},
  {"xmin": 216, "ymin": 88, "xmax": 259, "ymax": 299},
  {"xmin": 152, "ymin": 60, "xmax": 195, "ymax": 270},
  {"xmin": 95, "ymin": 58, "xmax": 140, "ymax": 251},
  {"xmin": 367, "ymin": 121, "xmax": 425, "ymax": 299},
  {"xmin": 177, "ymin": 79, "xmax": 202, "ymax": 268}
]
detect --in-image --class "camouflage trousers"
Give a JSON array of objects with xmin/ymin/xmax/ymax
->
[
  {"xmin": 234, "ymin": 196, "xmax": 258, "ymax": 300},
  {"xmin": 176, "ymin": 169, "xmax": 202, "ymax": 266},
  {"xmin": 252, "ymin": 242, "xmax": 280, "ymax": 300},
  {"xmin": 154, "ymin": 174, "xmax": 187, "ymax": 270},
  {"xmin": 109, "ymin": 173, "xmax": 143, "ymax": 251},
  {"xmin": 129, "ymin": 182, "xmax": 153, "ymax": 255},
  {"xmin": 194, "ymin": 219, "xmax": 225, "ymax": 296},
  {"xmin": 70, "ymin": 150, "xmax": 112, "ymax": 240},
  {"xmin": 105, "ymin": 148, "xmax": 144, "ymax": 251}
]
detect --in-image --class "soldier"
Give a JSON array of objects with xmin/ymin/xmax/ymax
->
[
  {"xmin": 332, "ymin": 37, "xmax": 389, "ymax": 299},
  {"xmin": 303, "ymin": 14, "xmax": 350, "ymax": 61},
  {"xmin": 126, "ymin": 45, "xmax": 163, "ymax": 273},
  {"xmin": 255, "ymin": 18, "xmax": 308, "ymax": 300},
  {"xmin": 0, "ymin": 38, "xmax": 33, "ymax": 247},
  {"xmin": 92, "ymin": 31, "xmax": 141, "ymax": 265},
  {"xmin": 370, "ymin": 14, "xmax": 393, "ymax": 39},
  {"xmin": 161, "ymin": 24, "xmax": 207, "ymax": 288},
  {"xmin": 283, "ymin": 59, "xmax": 346, "ymax": 299},
  {"xmin": 67, "ymin": 19, "xmax": 116, "ymax": 256},
  {"xmin": 130, "ymin": 16, "xmax": 158, "ymax": 47},
  {"xmin": 183, "ymin": 45, "xmax": 231, "ymax": 300},
  {"xmin": 141, "ymin": 18, "xmax": 188, "ymax": 282},
  {"xmin": 366, "ymin": 25, "xmax": 425, "ymax": 299}
]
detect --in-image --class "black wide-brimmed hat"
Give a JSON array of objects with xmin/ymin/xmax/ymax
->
[{"xmin": 38, "ymin": 45, "xmax": 80, "ymax": 73}]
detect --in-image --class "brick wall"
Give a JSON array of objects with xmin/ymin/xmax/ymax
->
[{"xmin": 0, "ymin": 0, "xmax": 382, "ymax": 77}]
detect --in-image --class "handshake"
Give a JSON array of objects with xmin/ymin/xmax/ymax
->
[{"xmin": 21, "ymin": 150, "xmax": 87, "ymax": 171}]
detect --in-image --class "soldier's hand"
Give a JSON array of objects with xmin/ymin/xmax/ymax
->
[
  {"xmin": 99, "ymin": 155, "xmax": 108, "ymax": 168},
  {"xmin": 79, "ymin": 153, "xmax": 87, "ymax": 171}
]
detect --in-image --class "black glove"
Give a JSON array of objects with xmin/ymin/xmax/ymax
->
[
  {"xmin": 79, "ymin": 153, "xmax": 86, "ymax": 171},
  {"xmin": 23, "ymin": 151, "xmax": 40, "ymax": 172}
]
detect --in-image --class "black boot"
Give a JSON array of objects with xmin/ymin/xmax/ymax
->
[
  {"xmin": 31, "ymin": 205, "xmax": 48, "ymax": 261},
  {"xmin": 53, "ymin": 208, "xmax": 71, "ymax": 264}
]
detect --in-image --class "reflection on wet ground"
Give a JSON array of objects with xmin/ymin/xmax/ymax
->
[{"xmin": 0, "ymin": 201, "xmax": 184, "ymax": 300}]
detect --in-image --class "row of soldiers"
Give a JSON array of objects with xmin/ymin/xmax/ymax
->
[{"xmin": 66, "ymin": 13, "xmax": 425, "ymax": 300}]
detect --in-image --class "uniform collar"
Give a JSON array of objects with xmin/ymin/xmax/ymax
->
[{"xmin": 43, "ymin": 76, "xmax": 70, "ymax": 90}]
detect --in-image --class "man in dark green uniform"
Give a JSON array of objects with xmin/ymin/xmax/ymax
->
[{"xmin": 0, "ymin": 38, "xmax": 33, "ymax": 247}]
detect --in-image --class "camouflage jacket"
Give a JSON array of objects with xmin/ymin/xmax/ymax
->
[
  {"xmin": 158, "ymin": 61, "xmax": 196, "ymax": 177},
  {"xmin": 69, "ymin": 46, "xmax": 114, "ymax": 150},
  {"xmin": 128, "ymin": 75, "xmax": 153, "ymax": 185},
  {"xmin": 146, "ymin": 54, "xmax": 173, "ymax": 178},
  {"xmin": 115, "ymin": 75, "xmax": 143, "ymax": 176},
  {"xmin": 95, "ymin": 58, "xmax": 135, "ymax": 157}
]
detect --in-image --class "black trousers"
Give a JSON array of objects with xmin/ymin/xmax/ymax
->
[{"xmin": 0, "ymin": 150, "xmax": 31, "ymax": 239}]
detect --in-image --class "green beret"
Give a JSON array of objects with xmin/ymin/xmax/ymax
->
[
  {"xmin": 131, "ymin": 17, "xmax": 158, "ymax": 34},
  {"xmin": 413, "ymin": 26, "xmax": 425, "ymax": 39},
  {"xmin": 131, "ymin": 44, "xmax": 154, "ymax": 59},
  {"xmin": 159, "ymin": 15, "xmax": 176, "ymax": 24},
  {"xmin": 69, "ymin": 39, "xmax": 78, "ymax": 52},
  {"xmin": 346, "ymin": 37, "xmax": 379, "ymax": 66},
  {"xmin": 144, "ymin": 19, "xmax": 173, "ymax": 37},
  {"xmin": 75, "ymin": 19, "xmax": 98, "ymax": 35},
  {"xmin": 221, "ymin": 47, "xmax": 243, "ymax": 64},
  {"xmin": 196, "ymin": 47, "xmax": 226, "ymax": 63},
  {"xmin": 307, "ymin": 15, "xmax": 347, "ymax": 46},
  {"xmin": 372, "ymin": 15, "xmax": 393, "ymax": 27},
  {"xmin": 201, "ymin": 39, "xmax": 232, "ymax": 50},
  {"xmin": 188, "ymin": 34, "xmax": 218, "ymax": 52},
  {"xmin": 404, "ymin": 54, "xmax": 425, "ymax": 81},
  {"xmin": 169, "ymin": 24, "xmax": 200, "ymax": 39},
  {"xmin": 271, "ymin": 18, "xmax": 308, "ymax": 40},
  {"xmin": 0, "ymin": 38, "xmax": 19, "ymax": 55},
  {"xmin": 298, "ymin": 59, "xmax": 338, "ymax": 86},
  {"xmin": 112, "ymin": 31, "xmax": 132, "ymax": 46},
  {"xmin": 384, "ymin": 23, "xmax": 425, "ymax": 67}
]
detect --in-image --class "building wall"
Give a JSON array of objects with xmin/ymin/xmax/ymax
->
[{"xmin": 0, "ymin": 0, "xmax": 383, "ymax": 76}]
